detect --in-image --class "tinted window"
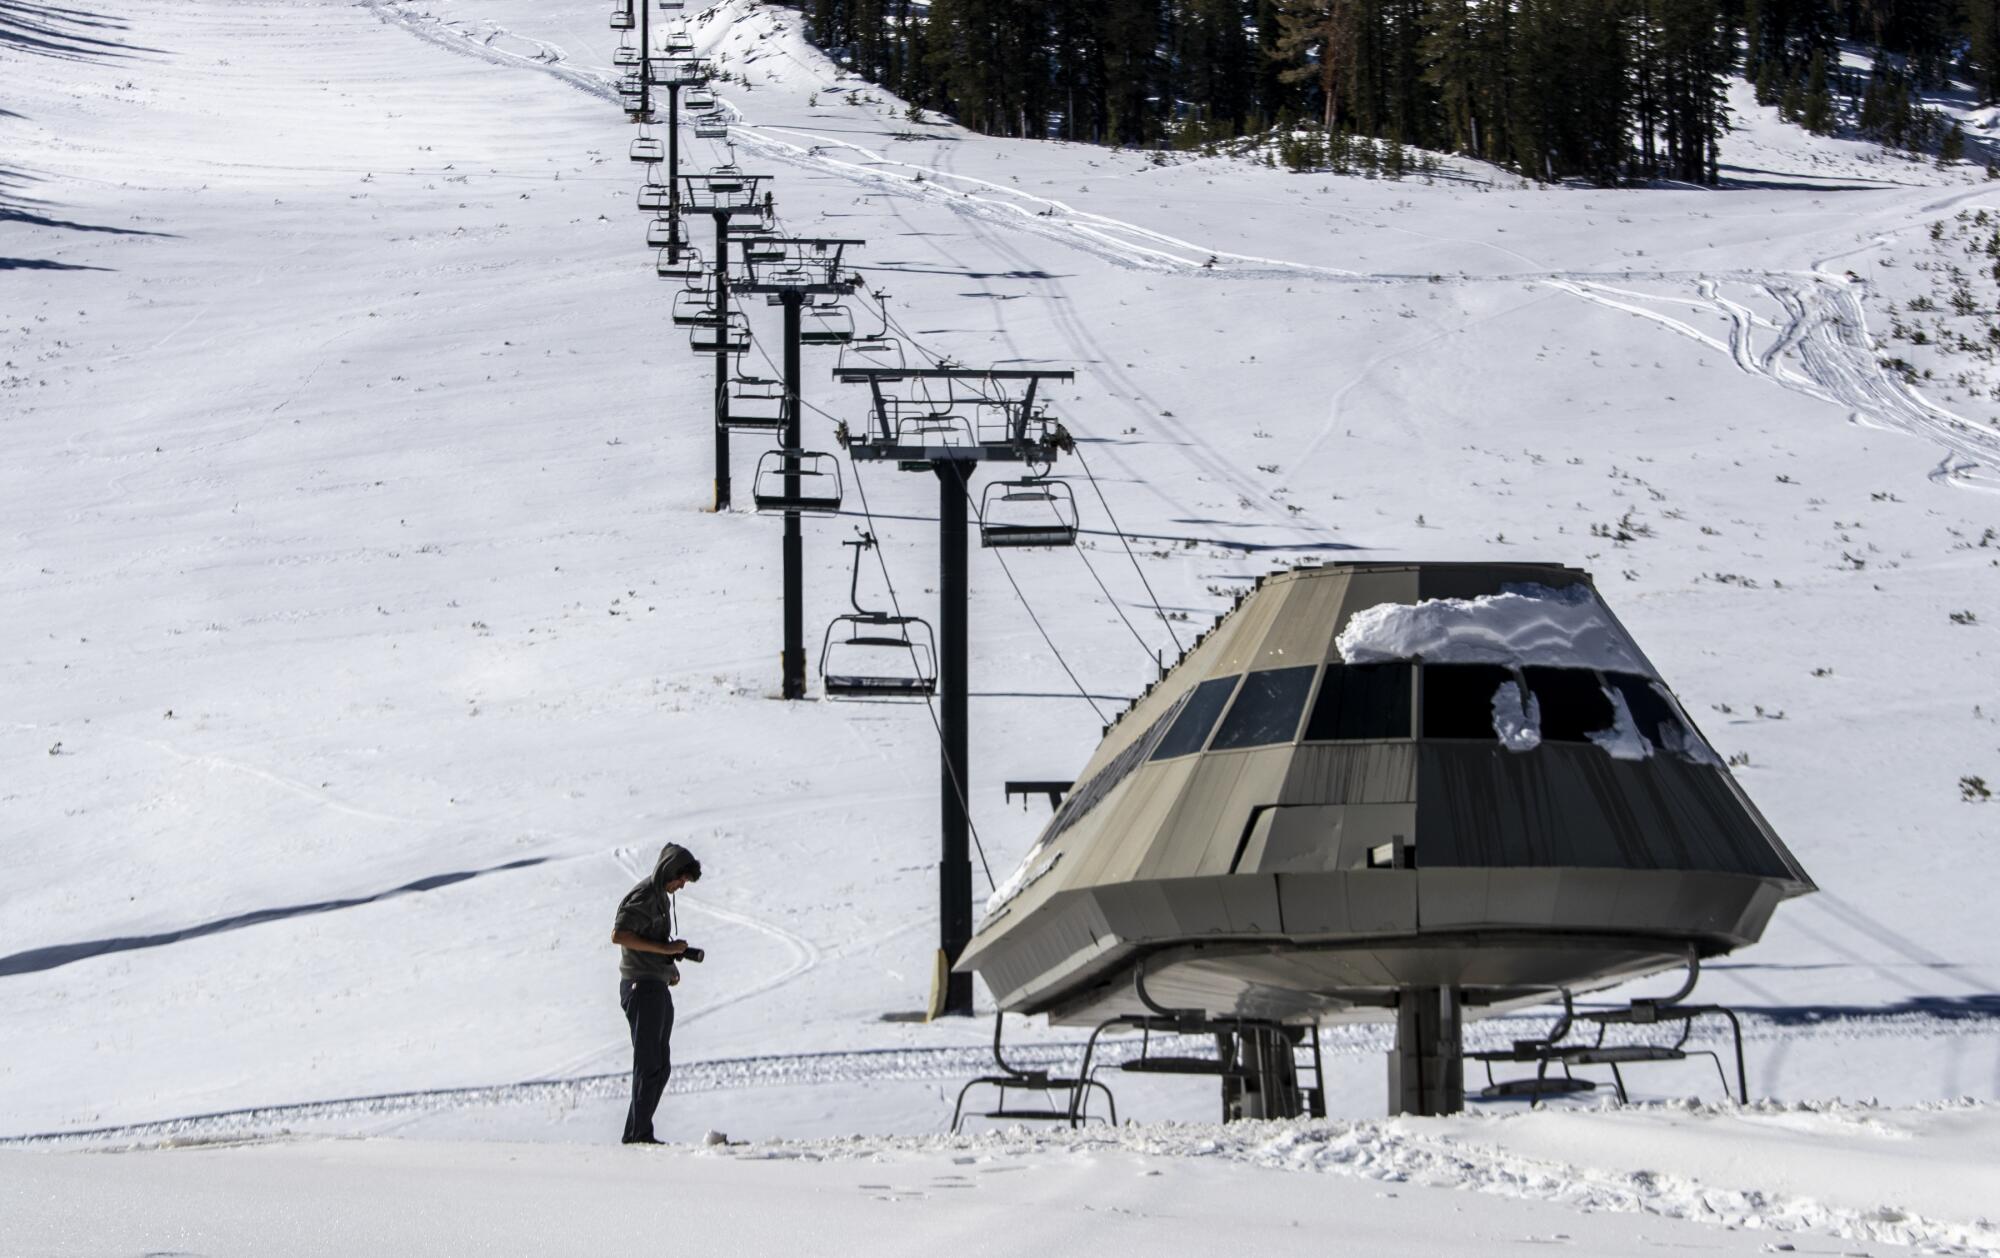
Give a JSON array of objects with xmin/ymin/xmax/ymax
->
[
  {"xmin": 1420, "ymin": 664, "xmax": 1515, "ymax": 740},
  {"xmin": 1304, "ymin": 663, "xmax": 1414, "ymax": 740},
  {"xmin": 1211, "ymin": 665, "xmax": 1318, "ymax": 750},
  {"xmin": 1149, "ymin": 676, "xmax": 1240, "ymax": 760},
  {"xmin": 1522, "ymin": 667, "xmax": 1616, "ymax": 742},
  {"xmin": 1604, "ymin": 672, "xmax": 1690, "ymax": 749}
]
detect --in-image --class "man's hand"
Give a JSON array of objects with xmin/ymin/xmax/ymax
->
[{"xmin": 611, "ymin": 930, "xmax": 689, "ymax": 958}]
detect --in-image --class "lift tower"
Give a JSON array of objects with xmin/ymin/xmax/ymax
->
[
  {"xmin": 737, "ymin": 238, "xmax": 865, "ymax": 699},
  {"xmin": 680, "ymin": 168, "xmax": 774, "ymax": 511},
  {"xmin": 833, "ymin": 366, "xmax": 1074, "ymax": 1016},
  {"xmin": 644, "ymin": 55, "xmax": 711, "ymax": 263}
]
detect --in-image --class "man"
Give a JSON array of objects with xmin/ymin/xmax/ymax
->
[{"xmin": 610, "ymin": 842, "xmax": 701, "ymax": 1145}]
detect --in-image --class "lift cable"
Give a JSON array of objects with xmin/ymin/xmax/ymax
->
[
  {"xmin": 955, "ymin": 476, "xmax": 1109, "ymax": 725},
  {"xmin": 1066, "ymin": 440, "xmax": 1186, "ymax": 656},
  {"xmin": 849, "ymin": 285, "xmax": 1186, "ymax": 659},
  {"xmin": 1067, "ymin": 533, "xmax": 1161, "ymax": 665}
]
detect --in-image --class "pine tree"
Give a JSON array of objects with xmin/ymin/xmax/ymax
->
[
  {"xmin": 1942, "ymin": 119, "xmax": 1967, "ymax": 165},
  {"xmin": 1801, "ymin": 48, "xmax": 1835, "ymax": 132},
  {"xmin": 1272, "ymin": 0, "xmax": 1358, "ymax": 132},
  {"xmin": 1968, "ymin": 0, "xmax": 2000, "ymax": 105}
]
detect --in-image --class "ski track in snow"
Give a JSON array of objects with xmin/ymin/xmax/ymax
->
[
  {"xmin": 363, "ymin": 1, "xmax": 2000, "ymax": 493},
  {"xmin": 1547, "ymin": 271, "xmax": 2000, "ymax": 493}
]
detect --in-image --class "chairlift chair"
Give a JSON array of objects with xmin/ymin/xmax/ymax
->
[
  {"xmin": 819, "ymin": 532, "xmax": 938, "ymax": 698},
  {"xmin": 837, "ymin": 334, "xmax": 905, "ymax": 377},
  {"xmin": 800, "ymin": 304, "xmax": 855, "ymax": 345},
  {"xmin": 614, "ymin": 46, "xmax": 642, "ymax": 67},
  {"xmin": 656, "ymin": 246, "xmax": 705, "ymax": 282},
  {"xmin": 980, "ymin": 477, "xmax": 1080, "ymax": 548},
  {"xmin": 691, "ymin": 310, "xmax": 750, "ymax": 354},
  {"xmin": 657, "ymin": 0, "xmax": 685, "ymax": 9},
  {"xmin": 744, "ymin": 239, "xmax": 788, "ymax": 264},
  {"xmin": 629, "ymin": 134, "xmax": 665, "ymax": 164},
  {"xmin": 609, "ymin": 1, "xmax": 635, "ymax": 29},
  {"xmin": 722, "ymin": 205, "xmax": 776, "ymax": 237},
  {"xmin": 893, "ymin": 406, "xmax": 975, "ymax": 446},
  {"xmin": 664, "ymin": 30, "xmax": 694, "ymax": 54},
  {"xmin": 752, "ymin": 449, "xmax": 843, "ymax": 515},
  {"xmin": 685, "ymin": 88, "xmax": 717, "ymax": 111},
  {"xmin": 723, "ymin": 375, "xmax": 789, "ymax": 431},
  {"xmin": 637, "ymin": 183, "xmax": 673, "ymax": 212},
  {"xmin": 645, "ymin": 216, "xmax": 686, "ymax": 249},
  {"xmin": 694, "ymin": 112, "xmax": 729, "ymax": 140},
  {"xmin": 671, "ymin": 288, "xmax": 720, "ymax": 327}
]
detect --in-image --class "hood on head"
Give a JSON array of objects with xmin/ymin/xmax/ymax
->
[{"xmin": 653, "ymin": 842, "xmax": 697, "ymax": 887}]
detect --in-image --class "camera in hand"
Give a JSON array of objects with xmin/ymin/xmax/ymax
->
[{"xmin": 679, "ymin": 945, "xmax": 705, "ymax": 964}]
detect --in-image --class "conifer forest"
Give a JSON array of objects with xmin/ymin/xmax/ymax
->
[{"xmin": 786, "ymin": 0, "xmax": 2000, "ymax": 183}]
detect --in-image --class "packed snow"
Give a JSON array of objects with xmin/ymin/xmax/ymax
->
[
  {"xmin": 1335, "ymin": 582, "xmax": 1659, "ymax": 675},
  {"xmin": 4, "ymin": 0, "xmax": 1999, "ymax": 1250}
]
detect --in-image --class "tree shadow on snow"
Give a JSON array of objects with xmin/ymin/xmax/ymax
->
[
  {"xmin": 0, "ymin": 856, "xmax": 554, "ymax": 979},
  {"xmin": 0, "ymin": 256, "xmax": 111, "ymax": 270},
  {"xmin": 0, "ymin": 0, "xmax": 166, "ymax": 62}
]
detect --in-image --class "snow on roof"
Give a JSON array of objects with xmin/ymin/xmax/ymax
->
[{"xmin": 1335, "ymin": 582, "xmax": 1658, "ymax": 678}]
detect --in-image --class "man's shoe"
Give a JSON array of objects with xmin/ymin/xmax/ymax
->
[{"xmin": 622, "ymin": 1135, "xmax": 663, "ymax": 1145}]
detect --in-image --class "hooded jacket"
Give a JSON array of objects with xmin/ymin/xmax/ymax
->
[{"xmin": 614, "ymin": 843, "xmax": 698, "ymax": 984}]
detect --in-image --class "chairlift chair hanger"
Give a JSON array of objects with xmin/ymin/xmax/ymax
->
[
  {"xmin": 820, "ymin": 531, "xmax": 938, "ymax": 699},
  {"xmin": 837, "ymin": 291, "xmax": 907, "ymax": 377}
]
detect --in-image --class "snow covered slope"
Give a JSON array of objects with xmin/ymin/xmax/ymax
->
[{"xmin": 4, "ymin": 0, "xmax": 1997, "ymax": 1228}]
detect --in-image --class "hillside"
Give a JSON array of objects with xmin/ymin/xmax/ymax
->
[{"xmin": 3, "ymin": 0, "xmax": 1997, "ymax": 1250}]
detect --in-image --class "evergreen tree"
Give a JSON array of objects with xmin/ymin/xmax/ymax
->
[
  {"xmin": 1801, "ymin": 47, "xmax": 1835, "ymax": 132},
  {"xmin": 1272, "ymin": 0, "xmax": 1358, "ymax": 131},
  {"xmin": 1967, "ymin": 0, "xmax": 2000, "ymax": 105}
]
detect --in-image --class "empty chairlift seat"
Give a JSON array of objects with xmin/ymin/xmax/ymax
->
[
  {"xmin": 609, "ymin": 2, "xmax": 634, "ymax": 29},
  {"xmin": 800, "ymin": 304, "xmax": 855, "ymax": 345},
  {"xmin": 671, "ymin": 288, "xmax": 719, "ymax": 327},
  {"xmin": 980, "ymin": 477, "xmax": 1079, "ymax": 548},
  {"xmin": 685, "ymin": 88, "xmax": 717, "ymax": 111},
  {"xmin": 614, "ymin": 46, "xmax": 642, "ymax": 67},
  {"xmin": 638, "ymin": 181, "xmax": 673, "ymax": 212},
  {"xmin": 656, "ymin": 246, "xmax": 704, "ymax": 282},
  {"xmin": 657, "ymin": 0, "xmax": 685, "ymax": 9},
  {"xmin": 690, "ymin": 310, "xmax": 749, "ymax": 354},
  {"xmin": 820, "ymin": 532, "xmax": 937, "ymax": 699},
  {"xmin": 725, "ymin": 376, "xmax": 788, "ymax": 431},
  {"xmin": 822, "ymin": 613, "xmax": 937, "ymax": 698},
  {"xmin": 752, "ymin": 449, "xmax": 843, "ymax": 514},
  {"xmin": 694, "ymin": 112, "xmax": 729, "ymax": 140},
  {"xmin": 630, "ymin": 135, "xmax": 665, "ymax": 164},
  {"xmin": 664, "ymin": 30, "xmax": 694, "ymax": 54},
  {"xmin": 646, "ymin": 216, "xmax": 686, "ymax": 250},
  {"xmin": 839, "ymin": 332, "xmax": 904, "ymax": 375}
]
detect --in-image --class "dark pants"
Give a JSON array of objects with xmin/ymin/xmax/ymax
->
[{"xmin": 620, "ymin": 978, "xmax": 675, "ymax": 1142}]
